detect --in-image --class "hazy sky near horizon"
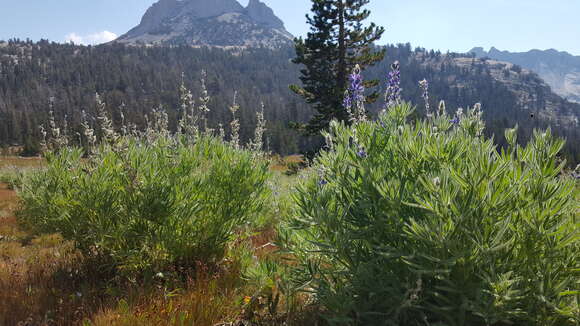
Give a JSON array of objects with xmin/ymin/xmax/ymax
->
[{"xmin": 0, "ymin": 0, "xmax": 578, "ymax": 55}]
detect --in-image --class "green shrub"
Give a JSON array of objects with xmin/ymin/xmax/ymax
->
[
  {"xmin": 280, "ymin": 103, "xmax": 579, "ymax": 326},
  {"xmin": 18, "ymin": 135, "xmax": 271, "ymax": 277}
]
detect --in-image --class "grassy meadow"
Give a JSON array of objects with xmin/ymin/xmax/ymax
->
[
  {"xmin": 0, "ymin": 110, "xmax": 578, "ymax": 326},
  {"xmin": 0, "ymin": 76, "xmax": 578, "ymax": 326}
]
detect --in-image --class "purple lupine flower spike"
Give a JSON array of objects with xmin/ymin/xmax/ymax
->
[
  {"xmin": 349, "ymin": 68, "xmax": 365, "ymax": 104},
  {"xmin": 357, "ymin": 148, "xmax": 368, "ymax": 159},
  {"xmin": 343, "ymin": 90, "xmax": 352, "ymax": 110},
  {"xmin": 343, "ymin": 65, "xmax": 366, "ymax": 122},
  {"xmin": 573, "ymin": 164, "xmax": 580, "ymax": 180},
  {"xmin": 450, "ymin": 107, "xmax": 462, "ymax": 125},
  {"xmin": 385, "ymin": 61, "xmax": 402, "ymax": 110}
]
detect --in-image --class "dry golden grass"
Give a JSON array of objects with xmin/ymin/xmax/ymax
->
[
  {"xmin": 90, "ymin": 264, "xmax": 246, "ymax": 326},
  {"xmin": 269, "ymin": 155, "xmax": 304, "ymax": 172},
  {"xmin": 0, "ymin": 179, "xmax": 119, "ymax": 325},
  {"xmin": 0, "ymin": 156, "xmax": 44, "ymax": 169},
  {"xmin": 0, "ymin": 182, "xmax": 93, "ymax": 325}
]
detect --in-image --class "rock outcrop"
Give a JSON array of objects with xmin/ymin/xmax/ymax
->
[
  {"xmin": 116, "ymin": 0, "xmax": 293, "ymax": 48},
  {"xmin": 471, "ymin": 47, "xmax": 580, "ymax": 103}
]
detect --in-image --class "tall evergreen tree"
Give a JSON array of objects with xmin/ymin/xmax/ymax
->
[{"xmin": 290, "ymin": 0, "xmax": 385, "ymax": 135}]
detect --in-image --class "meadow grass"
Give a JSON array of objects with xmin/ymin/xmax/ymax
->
[
  {"xmin": 1, "ymin": 149, "xmax": 578, "ymax": 326},
  {"xmin": 1, "ymin": 84, "xmax": 577, "ymax": 326},
  {"xmin": 0, "ymin": 180, "xmax": 90, "ymax": 325}
]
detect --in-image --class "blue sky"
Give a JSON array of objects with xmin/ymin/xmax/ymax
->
[{"xmin": 0, "ymin": 0, "xmax": 578, "ymax": 55}]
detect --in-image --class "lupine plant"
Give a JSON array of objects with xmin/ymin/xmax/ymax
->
[
  {"xmin": 343, "ymin": 65, "xmax": 367, "ymax": 124},
  {"xmin": 229, "ymin": 91, "xmax": 242, "ymax": 149},
  {"xmin": 384, "ymin": 61, "xmax": 402, "ymax": 110},
  {"xmin": 419, "ymin": 78, "xmax": 431, "ymax": 116},
  {"xmin": 279, "ymin": 102, "xmax": 579, "ymax": 326},
  {"xmin": 18, "ymin": 135, "xmax": 271, "ymax": 278},
  {"xmin": 18, "ymin": 73, "xmax": 273, "ymax": 279}
]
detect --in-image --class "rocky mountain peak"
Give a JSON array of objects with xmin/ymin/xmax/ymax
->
[
  {"xmin": 116, "ymin": 0, "xmax": 292, "ymax": 48},
  {"xmin": 178, "ymin": 0, "xmax": 244, "ymax": 18},
  {"xmin": 245, "ymin": 0, "xmax": 285, "ymax": 29}
]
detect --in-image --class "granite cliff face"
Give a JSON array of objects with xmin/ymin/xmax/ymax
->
[
  {"xmin": 116, "ymin": 0, "xmax": 293, "ymax": 48},
  {"xmin": 245, "ymin": 0, "xmax": 286, "ymax": 30},
  {"xmin": 471, "ymin": 47, "xmax": 580, "ymax": 104},
  {"xmin": 449, "ymin": 56, "xmax": 579, "ymax": 127}
]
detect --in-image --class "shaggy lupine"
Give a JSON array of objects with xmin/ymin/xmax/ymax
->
[
  {"xmin": 199, "ymin": 70, "xmax": 212, "ymax": 133},
  {"xmin": 39, "ymin": 125, "xmax": 47, "ymax": 152},
  {"xmin": 384, "ymin": 61, "xmax": 402, "ymax": 110},
  {"xmin": 473, "ymin": 103, "xmax": 484, "ymax": 136},
  {"xmin": 250, "ymin": 102, "xmax": 267, "ymax": 152},
  {"xmin": 229, "ymin": 92, "xmax": 241, "ymax": 149},
  {"xmin": 47, "ymin": 110, "xmax": 60, "ymax": 145},
  {"xmin": 572, "ymin": 164, "xmax": 580, "ymax": 180},
  {"xmin": 178, "ymin": 77, "xmax": 200, "ymax": 139},
  {"xmin": 47, "ymin": 109, "xmax": 68, "ymax": 150},
  {"xmin": 95, "ymin": 93, "xmax": 118, "ymax": 144},
  {"xmin": 177, "ymin": 71, "xmax": 213, "ymax": 139},
  {"xmin": 419, "ymin": 79, "xmax": 431, "ymax": 117},
  {"xmin": 343, "ymin": 65, "xmax": 366, "ymax": 123},
  {"xmin": 218, "ymin": 123, "xmax": 225, "ymax": 141},
  {"xmin": 438, "ymin": 99, "xmax": 447, "ymax": 117},
  {"xmin": 317, "ymin": 166, "xmax": 328, "ymax": 186},
  {"xmin": 62, "ymin": 115, "xmax": 69, "ymax": 144},
  {"xmin": 282, "ymin": 104, "xmax": 578, "ymax": 326},
  {"xmin": 149, "ymin": 106, "xmax": 170, "ymax": 136},
  {"xmin": 80, "ymin": 110, "xmax": 96, "ymax": 154},
  {"xmin": 324, "ymin": 133, "xmax": 334, "ymax": 151},
  {"xmin": 342, "ymin": 90, "xmax": 352, "ymax": 112},
  {"xmin": 356, "ymin": 147, "xmax": 368, "ymax": 159},
  {"xmin": 177, "ymin": 80, "xmax": 188, "ymax": 136},
  {"xmin": 450, "ymin": 107, "xmax": 463, "ymax": 125},
  {"xmin": 119, "ymin": 103, "xmax": 128, "ymax": 136}
]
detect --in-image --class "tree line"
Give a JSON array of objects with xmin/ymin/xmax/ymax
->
[{"xmin": 0, "ymin": 39, "xmax": 578, "ymax": 163}]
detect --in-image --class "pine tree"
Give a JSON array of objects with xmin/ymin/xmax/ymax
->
[{"xmin": 290, "ymin": 0, "xmax": 385, "ymax": 135}]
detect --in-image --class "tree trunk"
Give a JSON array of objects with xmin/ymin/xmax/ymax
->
[{"xmin": 336, "ymin": 0, "xmax": 347, "ymax": 120}]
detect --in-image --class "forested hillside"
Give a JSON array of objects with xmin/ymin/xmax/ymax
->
[{"xmin": 1, "ymin": 40, "xmax": 579, "ymax": 162}]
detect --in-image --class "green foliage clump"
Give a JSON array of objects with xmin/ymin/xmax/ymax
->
[
  {"xmin": 18, "ymin": 135, "xmax": 271, "ymax": 277},
  {"xmin": 280, "ymin": 104, "xmax": 579, "ymax": 326}
]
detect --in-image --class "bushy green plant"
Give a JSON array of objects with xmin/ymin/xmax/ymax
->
[
  {"xmin": 18, "ymin": 135, "xmax": 271, "ymax": 277},
  {"xmin": 280, "ymin": 103, "xmax": 579, "ymax": 326}
]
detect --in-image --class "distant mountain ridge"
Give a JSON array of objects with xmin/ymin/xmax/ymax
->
[
  {"xmin": 116, "ymin": 0, "xmax": 293, "ymax": 48},
  {"xmin": 1, "ymin": 41, "xmax": 579, "ymax": 161},
  {"xmin": 470, "ymin": 47, "xmax": 580, "ymax": 103}
]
